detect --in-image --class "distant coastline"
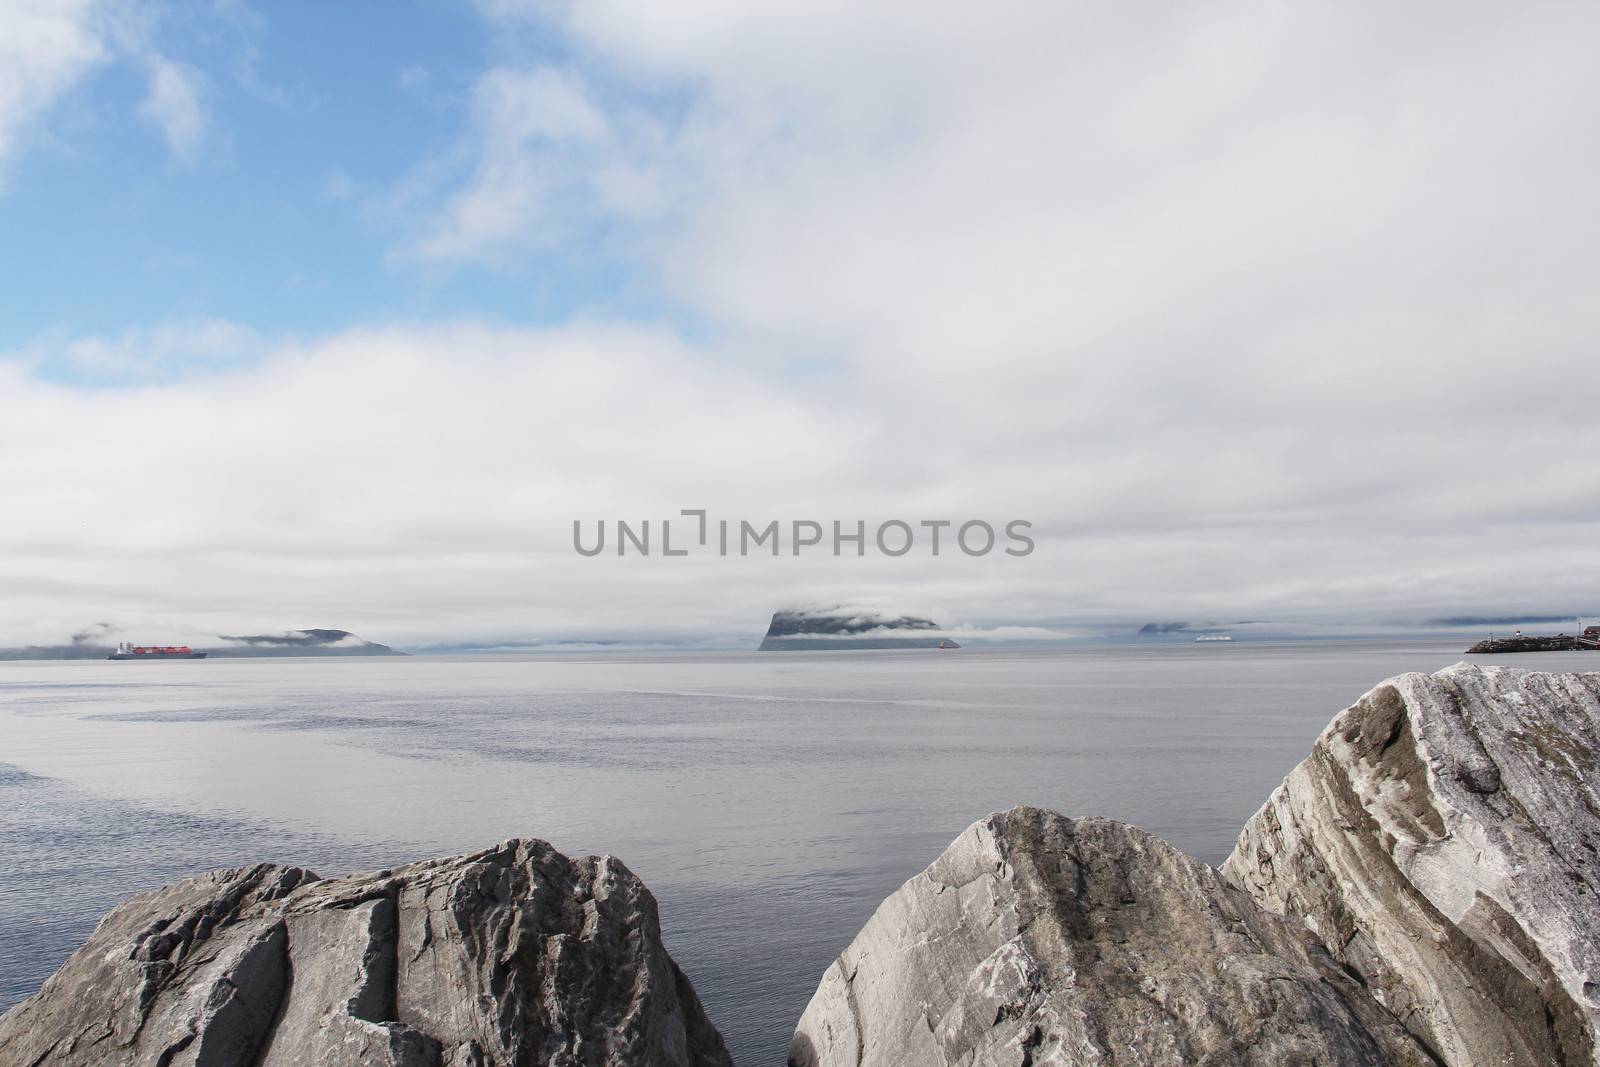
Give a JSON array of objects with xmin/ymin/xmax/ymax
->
[
  {"xmin": 1467, "ymin": 631, "xmax": 1599, "ymax": 654},
  {"xmin": 0, "ymin": 628, "xmax": 404, "ymax": 661}
]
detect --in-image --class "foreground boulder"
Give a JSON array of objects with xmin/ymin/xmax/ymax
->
[
  {"xmin": 1224, "ymin": 664, "xmax": 1600, "ymax": 1066},
  {"xmin": 789, "ymin": 806, "xmax": 1435, "ymax": 1067},
  {"xmin": 0, "ymin": 839, "xmax": 732, "ymax": 1067}
]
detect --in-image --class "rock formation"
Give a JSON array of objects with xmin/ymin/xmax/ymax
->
[
  {"xmin": 793, "ymin": 665, "xmax": 1600, "ymax": 1066},
  {"xmin": 1224, "ymin": 664, "xmax": 1600, "ymax": 1066},
  {"xmin": 10, "ymin": 663, "xmax": 1599, "ymax": 1066},
  {"xmin": 1464, "ymin": 634, "xmax": 1595, "ymax": 653},
  {"xmin": 759, "ymin": 608, "xmax": 959, "ymax": 651},
  {"xmin": 0, "ymin": 839, "xmax": 731, "ymax": 1067},
  {"xmin": 789, "ymin": 806, "xmax": 1436, "ymax": 1067},
  {"xmin": 211, "ymin": 628, "xmax": 406, "ymax": 656}
]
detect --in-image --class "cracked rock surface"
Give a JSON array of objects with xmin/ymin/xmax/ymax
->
[
  {"xmin": 0, "ymin": 839, "xmax": 732, "ymax": 1067},
  {"xmin": 1224, "ymin": 664, "xmax": 1600, "ymax": 1066},
  {"xmin": 789, "ymin": 806, "xmax": 1436, "ymax": 1067}
]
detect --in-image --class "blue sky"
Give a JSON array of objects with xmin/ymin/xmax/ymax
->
[
  {"xmin": 2, "ymin": 1, "xmax": 1598, "ymax": 646},
  {"xmin": 3, "ymin": 0, "xmax": 680, "ymax": 375}
]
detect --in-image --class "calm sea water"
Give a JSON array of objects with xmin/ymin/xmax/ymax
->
[{"xmin": 0, "ymin": 641, "xmax": 1582, "ymax": 1063}]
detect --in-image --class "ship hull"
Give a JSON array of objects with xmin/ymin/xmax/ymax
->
[{"xmin": 108, "ymin": 652, "xmax": 208, "ymax": 660}]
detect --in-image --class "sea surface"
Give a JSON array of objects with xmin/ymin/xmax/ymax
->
[{"xmin": 0, "ymin": 640, "xmax": 1587, "ymax": 1063}]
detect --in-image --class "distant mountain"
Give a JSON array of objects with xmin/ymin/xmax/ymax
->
[
  {"xmin": 758, "ymin": 608, "xmax": 959, "ymax": 651},
  {"xmin": 210, "ymin": 629, "xmax": 405, "ymax": 657},
  {"xmin": 0, "ymin": 643, "xmax": 112, "ymax": 661},
  {"xmin": 1138, "ymin": 621, "xmax": 1192, "ymax": 634},
  {"xmin": 1136, "ymin": 620, "xmax": 1250, "ymax": 638}
]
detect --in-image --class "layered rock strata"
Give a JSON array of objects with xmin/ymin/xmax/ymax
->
[{"xmin": 1224, "ymin": 665, "xmax": 1600, "ymax": 1066}]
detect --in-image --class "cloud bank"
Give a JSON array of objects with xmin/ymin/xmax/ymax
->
[{"xmin": 2, "ymin": 3, "xmax": 1599, "ymax": 646}]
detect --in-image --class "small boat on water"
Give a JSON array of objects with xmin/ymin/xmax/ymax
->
[
  {"xmin": 108, "ymin": 641, "xmax": 207, "ymax": 660},
  {"xmin": 1195, "ymin": 634, "xmax": 1233, "ymax": 643}
]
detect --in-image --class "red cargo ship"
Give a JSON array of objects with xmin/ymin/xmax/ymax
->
[{"xmin": 108, "ymin": 642, "xmax": 208, "ymax": 660}]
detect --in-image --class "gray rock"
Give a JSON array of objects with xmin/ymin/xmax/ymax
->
[
  {"xmin": 1223, "ymin": 664, "xmax": 1600, "ymax": 1066},
  {"xmin": 789, "ymin": 806, "xmax": 1435, "ymax": 1067},
  {"xmin": 0, "ymin": 840, "xmax": 732, "ymax": 1067}
]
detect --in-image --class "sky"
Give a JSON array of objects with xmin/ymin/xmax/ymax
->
[{"xmin": 2, "ymin": 0, "xmax": 1598, "ymax": 649}]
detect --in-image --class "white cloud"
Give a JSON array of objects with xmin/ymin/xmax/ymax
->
[
  {"xmin": 0, "ymin": 323, "xmax": 870, "ymax": 646},
  {"xmin": 408, "ymin": 65, "xmax": 671, "ymax": 262},
  {"xmin": 322, "ymin": 168, "xmax": 355, "ymax": 202},
  {"xmin": 209, "ymin": 0, "xmax": 286, "ymax": 107},
  {"xmin": 22, "ymin": 319, "xmax": 262, "ymax": 382},
  {"xmin": 374, "ymin": 2, "xmax": 1600, "ymax": 643},
  {"xmin": 398, "ymin": 64, "xmax": 430, "ymax": 93},
  {"xmin": 6, "ymin": 4, "xmax": 1600, "ymax": 647},
  {"xmin": 1, "ymin": 315, "xmax": 1597, "ymax": 649},
  {"xmin": 0, "ymin": 0, "xmax": 108, "ymax": 183},
  {"xmin": 140, "ymin": 56, "xmax": 206, "ymax": 163},
  {"xmin": 0, "ymin": 0, "xmax": 260, "ymax": 181},
  {"xmin": 427, "ymin": 4, "xmax": 1600, "ymax": 396}
]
